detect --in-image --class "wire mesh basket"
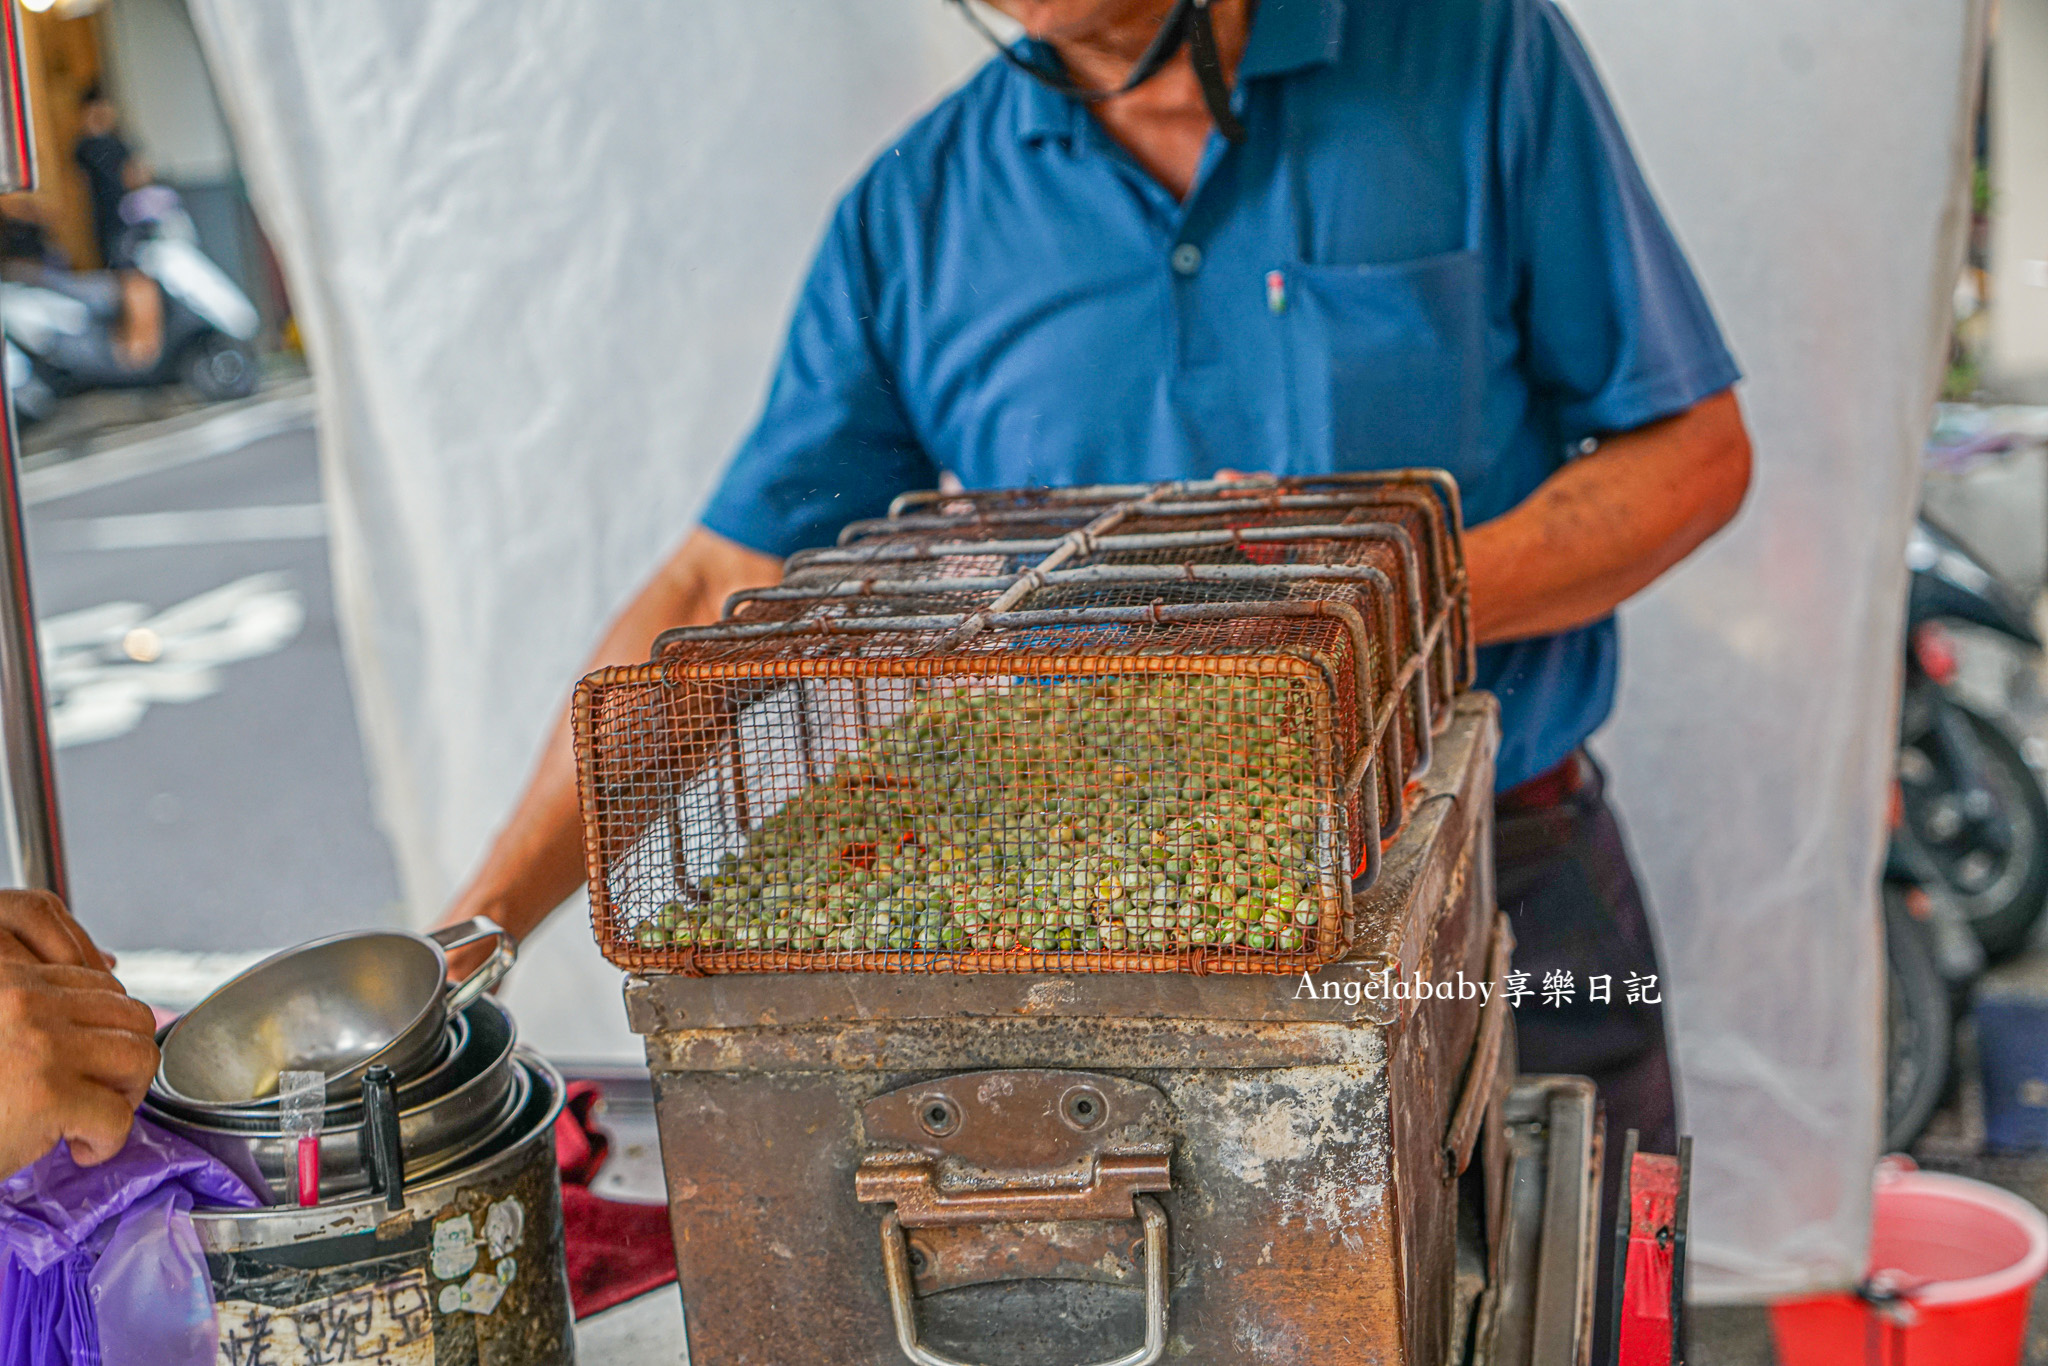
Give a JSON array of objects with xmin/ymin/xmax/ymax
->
[{"xmin": 576, "ymin": 472, "xmax": 1471, "ymax": 975}]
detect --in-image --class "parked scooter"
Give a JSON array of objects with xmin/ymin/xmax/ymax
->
[
  {"xmin": 1898, "ymin": 518, "xmax": 2048, "ymax": 959},
  {"xmin": 1, "ymin": 185, "xmax": 259, "ymax": 418},
  {"xmin": 2, "ymin": 339, "xmax": 40, "ymax": 421},
  {"xmin": 1883, "ymin": 516, "xmax": 2048, "ymax": 1148}
]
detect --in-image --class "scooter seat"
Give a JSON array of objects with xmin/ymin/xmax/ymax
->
[{"xmin": 11, "ymin": 267, "xmax": 123, "ymax": 322}]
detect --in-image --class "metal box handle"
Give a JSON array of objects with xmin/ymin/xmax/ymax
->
[{"xmin": 876, "ymin": 1195, "xmax": 1169, "ymax": 1366}]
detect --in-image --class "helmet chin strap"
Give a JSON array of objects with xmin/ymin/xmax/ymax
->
[{"xmin": 950, "ymin": 0, "xmax": 1248, "ymax": 144}]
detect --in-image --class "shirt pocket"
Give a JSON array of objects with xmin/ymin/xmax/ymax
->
[{"xmin": 1283, "ymin": 249, "xmax": 1485, "ymax": 478}]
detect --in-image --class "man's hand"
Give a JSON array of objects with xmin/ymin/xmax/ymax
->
[{"xmin": 0, "ymin": 892, "xmax": 158, "ymax": 1178}]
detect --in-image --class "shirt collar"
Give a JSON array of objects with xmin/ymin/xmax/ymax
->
[
  {"xmin": 1012, "ymin": 0, "xmax": 1346, "ymax": 145},
  {"xmin": 1013, "ymin": 41, "xmax": 1084, "ymax": 145},
  {"xmin": 1238, "ymin": 0, "xmax": 1346, "ymax": 80}
]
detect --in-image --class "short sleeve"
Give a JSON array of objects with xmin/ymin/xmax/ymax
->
[
  {"xmin": 699, "ymin": 187, "xmax": 937, "ymax": 557},
  {"xmin": 1505, "ymin": 0, "xmax": 1741, "ymax": 441}
]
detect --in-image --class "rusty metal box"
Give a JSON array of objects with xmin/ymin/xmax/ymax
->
[{"xmin": 626, "ymin": 695, "xmax": 1546, "ymax": 1365}]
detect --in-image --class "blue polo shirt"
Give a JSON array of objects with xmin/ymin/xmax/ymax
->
[{"xmin": 700, "ymin": 0, "xmax": 1740, "ymax": 790}]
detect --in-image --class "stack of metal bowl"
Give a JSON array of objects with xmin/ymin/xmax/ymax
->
[{"xmin": 143, "ymin": 918, "xmax": 523, "ymax": 1205}]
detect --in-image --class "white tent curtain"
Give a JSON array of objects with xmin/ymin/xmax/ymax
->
[
  {"xmin": 187, "ymin": 0, "xmax": 1980, "ymax": 1299},
  {"xmin": 1557, "ymin": 0, "xmax": 1983, "ymax": 1298},
  {"xmin": 182, "ymin": 0, "xmax": 988, "ymax": 1062}
]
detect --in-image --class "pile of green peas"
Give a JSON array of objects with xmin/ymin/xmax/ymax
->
[{"xmin": 630, "ymin": 673, "xmax": 1330, "ymax": 957}]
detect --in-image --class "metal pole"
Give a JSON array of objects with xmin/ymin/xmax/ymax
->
[
  {"xmin": 0, "ymin": 0, "xmax": 66, "ymax": 899},
  {"xmin": 0, "ymin": 1, "xmax": 29, "ymax": 193}
]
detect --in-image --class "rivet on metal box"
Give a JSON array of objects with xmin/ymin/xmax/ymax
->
[{"xmin": 573, "ymin": 471, "xmax": 1472, "ymax": 976}]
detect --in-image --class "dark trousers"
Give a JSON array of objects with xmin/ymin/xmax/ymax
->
[{"xmin": 1494, "ymin": 752, "xmax": 1677, "ymax": 1358}]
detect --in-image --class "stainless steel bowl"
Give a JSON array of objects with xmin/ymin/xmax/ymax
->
[
  {"xmin": 146, "ymin": 994, "xmax": 520, "ymax": 1204},
  {"xmin": 155, "ymin": 917, "xmax": 513, "ymax": 1108},
  {"xmin": 147, "ymin": 1002, "xmax": 472, "ymax": 1127}
]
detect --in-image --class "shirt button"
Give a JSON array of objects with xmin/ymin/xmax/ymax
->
[{"xmin": 1170, "ymin": 243, "xmax": 1203, "ymax": 277}]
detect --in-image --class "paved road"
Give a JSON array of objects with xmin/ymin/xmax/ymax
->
[{"xmin": 23, "ymin": 411, "xmax": 402, "ymax": 952}]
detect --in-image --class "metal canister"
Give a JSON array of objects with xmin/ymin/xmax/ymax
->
[{"xmin": 193, "ymin": 1054, "xmax": 575, "ymax": 1366}]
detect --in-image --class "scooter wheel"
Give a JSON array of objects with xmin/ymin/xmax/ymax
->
[
  {"xmin": 183, "ymin": 335, "xmax": 258, "ymax": 401},
  {"xmin": 1884, "ymin": 881, "xmax": 1951, "ymax": 1152},
  {"xmin": 12, "ymin": 373, "xmax": 55, "ymax": 425},
  {"xmin": 1901, "ymin": 702, "xmax": 2048, "ymax": 962}
]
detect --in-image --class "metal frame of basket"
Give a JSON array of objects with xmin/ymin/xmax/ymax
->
[{"xmin": 575, "ymin": 471, "xmax": 1470, "ymax": 976}]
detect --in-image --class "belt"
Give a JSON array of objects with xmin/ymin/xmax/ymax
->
[{"xmin": 1496, "ymin": 751, "xmax": 1586, "ymax": 814}]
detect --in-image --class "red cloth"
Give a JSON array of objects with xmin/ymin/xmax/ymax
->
[{"xmin": 556, "ymin": 1081, "xmax": 678, "ymax": 1320}]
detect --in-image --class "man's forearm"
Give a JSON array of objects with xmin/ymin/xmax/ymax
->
[
  {"xmin": 447, "ymin": 529, "xmax": 783, "ymax": 942},
  {"xmin": 1465, "ymin": 389, "xmax": 1751, "ymax": 645}
]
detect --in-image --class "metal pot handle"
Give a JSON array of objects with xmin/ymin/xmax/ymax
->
[
  {"xmin": 429, "ymin": 916, "xmax": 516, "ymax": 1013},
  {"xmin": 876, "ymin": 1196, "xmax": 1168, "ymax": 1366}
]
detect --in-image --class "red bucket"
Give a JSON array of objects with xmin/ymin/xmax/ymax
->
[{"xmin": 1771, "ymin": 1159, "xmax": 2048, "ymax": 1366}]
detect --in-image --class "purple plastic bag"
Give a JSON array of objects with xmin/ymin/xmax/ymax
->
[
  {"xmin": 0, "ymin": 1251, "xmax": 97, "ymax": 1366},
  {"xmin": 90, "ymin": 1185, "xmax": 222, "ymax": 1366},
  {"xmin": 0, "ymin": 1117, "xmax": 259, "ymax": 1366}
]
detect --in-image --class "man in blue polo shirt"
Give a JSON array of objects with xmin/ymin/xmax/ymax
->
[{"xmin": 446, "ymin": 0, "xmax": 1749, "ymax": 1242}]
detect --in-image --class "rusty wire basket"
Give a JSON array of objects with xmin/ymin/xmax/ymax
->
[{"xmin": 575, "ymin": 471, "xmax": 1472, "ymax": 976}]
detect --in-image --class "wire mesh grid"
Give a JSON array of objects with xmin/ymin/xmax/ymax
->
[{"xmin": 575, "ymin": 472, "xmax": 1469, "ymax": 976}]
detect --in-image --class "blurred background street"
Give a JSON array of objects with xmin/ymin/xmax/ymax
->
[{"xmin": 19, "ymin": 379, "xmax": 401, "ymax": 968}]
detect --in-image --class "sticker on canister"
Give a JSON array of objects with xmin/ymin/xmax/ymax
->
[
  {"xmin": 430, "ymin": 1213, "xmax": 479, "ymax": 1280},
  {"xmin": 485, "ymin": 1196, "xmax": 525, "ymax": 1258},
  {"xmin": 438, "ymin": 1266, "xmax": 510, "ymax": 1317},
  {"xmin": 215, "ymin": 1269, "xmax": 434, "ymax": 1365}
]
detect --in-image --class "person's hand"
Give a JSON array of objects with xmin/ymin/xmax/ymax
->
[
  {"xmin": 0, "ymin": 888, "xmax": 114, "ymax": 971},
  {"xmin": 0, "ymin": 959, "xmax": 159, "ymax": 1177},
  {"xmin": 0, "ymin": 890, "xmax": 157, "ymax": 1177}
]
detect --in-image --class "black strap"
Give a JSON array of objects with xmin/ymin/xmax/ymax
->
[
  {"xmin": 1187, "ymin": 0, "xmax": 1247, "ymax": 143},
  {"xmin": 950, "ymin": 0, "xmax": 1247, "ymax": 143}
]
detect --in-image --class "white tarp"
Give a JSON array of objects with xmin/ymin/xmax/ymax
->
[
  {"xmin": 1557, "ymin": 0, "xmax": 1983, "ymax": 1298},
  {"xmin": 182, "ymin": 0, "xmax": 987, "ymax": 1061},
  {"xmin": 187, "ymin": 0, "xmax": 1980, "ymax": 1298}
]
